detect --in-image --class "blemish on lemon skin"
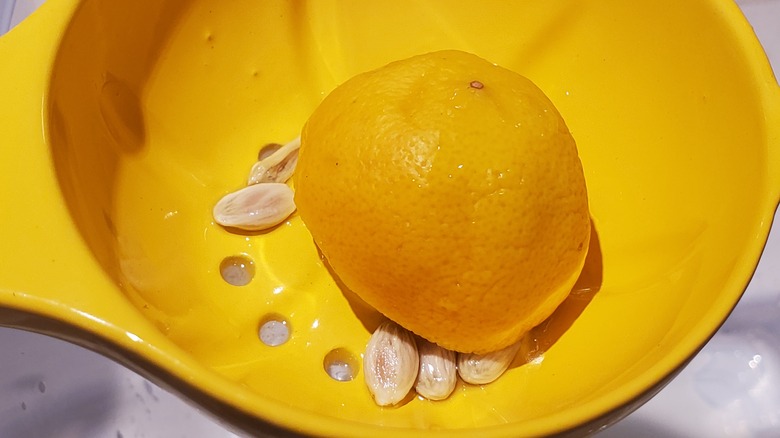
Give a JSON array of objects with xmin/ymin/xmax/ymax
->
[{"xmin": 469, "ymin": 80, "xmax": 484, "ymax": 89}]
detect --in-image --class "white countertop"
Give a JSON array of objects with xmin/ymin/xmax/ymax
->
[{"xmin": 1, "ymin": 1, "xmax": 779, "ymax": 436}]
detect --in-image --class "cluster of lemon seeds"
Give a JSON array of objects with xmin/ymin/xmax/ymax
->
[{"xmin": 212, "ymin": 137, "xmax": 299, "ymax": 231}]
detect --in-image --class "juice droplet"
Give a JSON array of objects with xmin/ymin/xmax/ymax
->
[
  {"xmin": 219, "ymin": 255, "xmax": 255, "ymax": 286},
  {"xmin": 259, "ymin": 317, "xmax": 290, "ymax": 346},
  {"xmin": 324, "ymin": 348, "xmax": 359, "ymax": 381}
]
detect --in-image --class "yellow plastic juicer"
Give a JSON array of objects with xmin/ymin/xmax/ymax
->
[{"xmin": 1, "ymin": 0, "xmax": 779, "ymax": 436}]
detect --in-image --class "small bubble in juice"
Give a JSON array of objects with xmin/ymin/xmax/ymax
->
[
  {"xmin": 324, "ymin": 348, "xmax": 359, "ymax": 382},
  {"xmin": 219, "ymin": 255, "xmax": 255, "ymax": 286},
  {"xmin": 259, "ymin": 318, "xmax": 290, "ymax": 347}
]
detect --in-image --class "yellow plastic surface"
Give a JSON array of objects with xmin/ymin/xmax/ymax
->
[{"xmin": 0, "ymin": 0, "xmax": 779, "ymax": 436}]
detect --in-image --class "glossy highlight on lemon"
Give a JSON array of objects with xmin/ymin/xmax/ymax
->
[{"xmin": 294, "ymin": 50, "xmax": 590, "ymax": 354}]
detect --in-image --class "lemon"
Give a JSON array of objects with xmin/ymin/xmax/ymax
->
[{"xmin": 294, "ymin": 50, "xmax": 590, "ymax": 354}]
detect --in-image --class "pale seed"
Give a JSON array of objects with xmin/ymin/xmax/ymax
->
[
  {"xmin": 248, "ymin": 136, "xmax": 301, "ymax": 185},
  {"xmin": 415, "ymin": 338, "xmax": 457, "ymax": 400},
  {"xmin": 363, "ymin": 320, "xmax": 419, "ymax": 406},
  {"xmin": 457, "ymin": 341, "xmax": 521, "ymax": 385},
  {"xmin": 258, "ymin": 142, "xmax": 282, "ymax": 161},
  {"xmin": 212, "ymin": 182, "xmax": 296, "ymax": 231}
]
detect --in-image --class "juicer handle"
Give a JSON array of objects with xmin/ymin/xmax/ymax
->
[{"xmin": 0, "ymin": 0, "xmax": 166, "ymax": 353}]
